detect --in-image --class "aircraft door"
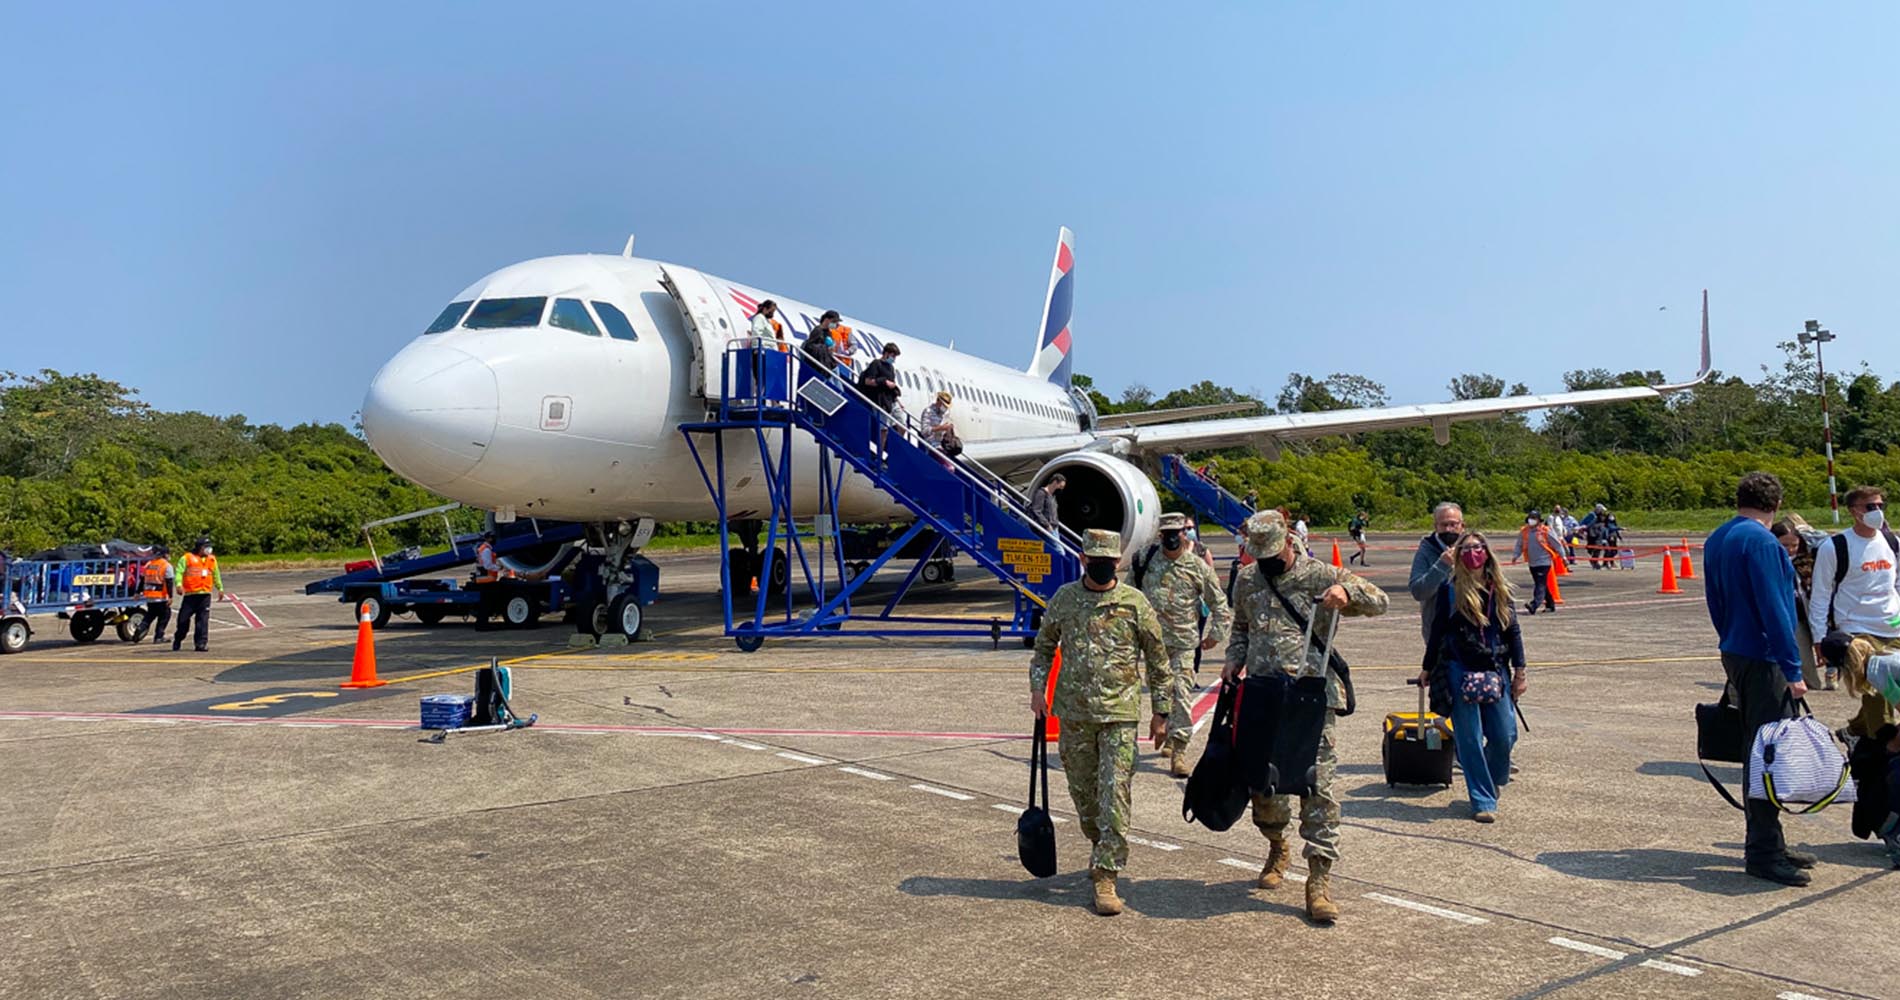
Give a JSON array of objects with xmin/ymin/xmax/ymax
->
[{"xmin": 658, "ymin": 265, "xmax": 742, "ymax": 400}]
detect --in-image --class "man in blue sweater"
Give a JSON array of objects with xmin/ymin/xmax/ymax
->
[{"xmin": 1704, "ymin": 471, "xmax": 1815, "ymax": 886}]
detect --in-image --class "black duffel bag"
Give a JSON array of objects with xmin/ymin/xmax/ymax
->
[
  {"xmin": 1016, "ymin": 716, "xmax": 1057, "ymax": 877},
  {"xmin": 1695, "ymin": 690, "xmax": 1746, "ymax": 764},
  {"xmin": 1183, "ymin": 680, "xmax": 1251, "ymax": 830}
]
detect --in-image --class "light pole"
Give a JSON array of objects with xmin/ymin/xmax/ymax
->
[{"xmin": 1799, "ymin": 320, "xmax": 1839, "ymax": 524}]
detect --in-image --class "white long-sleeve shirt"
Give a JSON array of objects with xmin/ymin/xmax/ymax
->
[{"xmin": 1807, "ymin": 528, "xmax": 1900, "ymax": 638}]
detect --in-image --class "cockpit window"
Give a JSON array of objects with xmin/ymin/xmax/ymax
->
[
  {"xmin": 592, "ymin": 300, "xmax": 638, "ymax": 341},
  {"xmin": 463, "ymin": 297, "xmax": 548, "ymax": 329},
  {"xmin": 549, "ymin": 298, "xmax": 601, "ymax": 336},
  {"xmin": 424, "ymin": 301, "xmax": 472, "ymax": 334}
]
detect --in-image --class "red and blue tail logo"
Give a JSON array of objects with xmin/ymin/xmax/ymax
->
[{"xmin": 1027, "ymin": 227, "xmax": 1075, "ymax": 386}]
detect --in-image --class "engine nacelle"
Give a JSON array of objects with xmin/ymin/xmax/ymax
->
[{"xmin": 1030, "ymin": 452, "xmax": 1160, "ymax": 561}]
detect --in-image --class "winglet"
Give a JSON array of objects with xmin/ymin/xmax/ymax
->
[
  {"xmin": 1027, "ymin": 227, "xmax": 1075, "ymax": 386},
  {"xmin": 1655, "ymin": 289, "xmax": 1714, "ymax": 391},
  {"xmin": 1698, "ymin": 289, "xmax": 1712, "ymax": 379}
]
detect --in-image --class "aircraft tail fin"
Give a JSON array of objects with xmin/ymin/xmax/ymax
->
[{"xmin": 1027, "ymin": 227, "xmax": 1075, "ymax": 386}]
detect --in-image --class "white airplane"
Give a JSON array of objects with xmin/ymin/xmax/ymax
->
[{"xmin": 361, "ymin": 229, "xmax": 1710, "ymax": 632}]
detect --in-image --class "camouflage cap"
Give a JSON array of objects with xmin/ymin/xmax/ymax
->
[
  {"xmin": 1157, "ymin": 512, "xmax": 1189, "ymax": 530},
  {"xmin": 1241, "ymin": 510, "xmax": 1289, "ymax": 559},
  {"xmin": 1082, "ymin": 529, "xmax": 1123, "ymax": 558}
]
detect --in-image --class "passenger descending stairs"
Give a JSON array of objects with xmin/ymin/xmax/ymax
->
[
  {"xmin": 1158, "ymin": 453, "xmax": 1256, "ymax": 538},
  {"xmin": 679, "ymin": 346, "xmax": 1083, "ymax": 647}
]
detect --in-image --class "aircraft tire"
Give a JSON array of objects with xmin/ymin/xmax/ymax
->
[{"xmin": 608, "ymin": 593, "xmax": 643, "ymax": 640}]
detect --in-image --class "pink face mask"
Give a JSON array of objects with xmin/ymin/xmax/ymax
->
[{"xmin": 1460, "ymin": 549, "xmax": 1488, "ymax": 570}]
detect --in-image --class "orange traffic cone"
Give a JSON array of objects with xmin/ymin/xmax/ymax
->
[
  {"xmin": 1044, "ymin": 647, "xmax": 1062, "ymax": 738},
  {"xmin": 1330, "ymin": 539, "xmax": 1343, "ymax": 568},
  {"xmin": 1657, "ymin": 548, "xmax": 1681, "ymax": 595},
  {"xmin": 1678, "ymin": 539, "xmax": 1695, "ymax": 580},
  {"xmin": 341, "ymin": 605, "xmax": 387, "ymax": 688},
  {"xmin": 1546, "ymin": 565, "xmax": 1564, "ymax": 605}
]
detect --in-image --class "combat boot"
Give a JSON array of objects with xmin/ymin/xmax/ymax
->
[
  {"xmin": 1090, "ymin": 868, "xmax": 1124, "ymax": 916},
  {"xmin": 1305, "ymin": 858, "xmax": 1340, "ymax": 923},
  {"xmin": 1256, "ymin": 838, "xmax": 1290, "ymax": 890},
  {"xmin": 1168, "ymin": 746, "xmax": 1191, "ymax": 778}
]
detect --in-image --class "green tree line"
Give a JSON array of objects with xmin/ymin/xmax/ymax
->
[
  {"xmin": 1, "ymin": 341, "xmax": 1880, "ymax": 555},
  {"xmin": 1078, "ymin": 338, "xmax": 1889, "ymax": 527}
]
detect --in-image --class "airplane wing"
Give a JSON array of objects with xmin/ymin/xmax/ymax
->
[
  {"xmin": 965, "ymin": 295, "xmax": 1713, "ymax": 472},
  {"xmin": 960, "ymin": 382, "xmax": 1687, "ymax": 468}
]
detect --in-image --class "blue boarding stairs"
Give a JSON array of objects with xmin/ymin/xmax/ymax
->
[
  {"xmin": 680, "ymin": 343, "xmax": 1084, "ymax": 650},
  {"xmin": 1158, "ymin": 454, "xmax": 1256, "ymax": 539}
]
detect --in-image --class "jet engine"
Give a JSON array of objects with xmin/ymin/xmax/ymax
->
[{"xmin": 1029, "ymin": 452, "xmax": 1160, "ymax": 559}]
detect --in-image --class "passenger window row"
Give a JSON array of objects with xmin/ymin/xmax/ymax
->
[
  {"xmin": 891, "ymin": 367, "xmax": 1064, "ymax": 423},
  {"xmin": 422, "ymin": 297, "xmax": 639, "ymax": 341}
]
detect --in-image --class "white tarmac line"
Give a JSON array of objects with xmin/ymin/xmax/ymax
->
[
  {"xmin": 776, "ymin": 751, "xmax": 829, "ymax": 765},
  {"xmin": 1545, "ymin": 937, "xmax": 1701, "ymax": 977},
  {"xmin": 840, "ymin": 766, "xmax": 894, "ymax": 780},
  {"xmin": 1124, "ymin": 834, "xmax": 1182, "ymax": 852},
  {"xmin": 721, "ymin": 739, "xmax": 767, "ymax": 750},
  {"xmin": 281, "ymin": 723, "xmax": 337, "ymax": 728},
  {"xmin": 1363, "ymin": 892, "xmax": 1488, "ymax": 925},
  {"xmin": 1779, "ymin": 992, "xmax": 1830, "ymax": 1000},
  {"xmin": 910, "ymin": 783, "xmax": 974, "ymax": 801},
  {"xmin": 1548, "ymin": 937, "xmax": 1626, "ymax": 960},
  {"xmin": 991, "ymin": 803, "xmax": 1066, "ymax": 822},
  {"xmin": 1214, "ymin": 857, "xmax": 1301, "ymax": 881},
  {"xmin": 1638, "ymin": 959, "xmax": 1701, "ymax": 977}
]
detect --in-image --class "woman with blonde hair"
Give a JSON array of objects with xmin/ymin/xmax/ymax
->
[{"xmin": 1420, "ymin": 531, "xmax": 1528, "ymax": 822}]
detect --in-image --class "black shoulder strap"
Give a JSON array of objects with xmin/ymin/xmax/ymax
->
[
  {"xmin": 1830, "ymin": 532, "xmax": 1849, "ymax": 630},
  {"xmin": 1027, "ymin": 716, "xmax": 1049, "ymax": 809},
  {"xmin": 1263, "ymin": 574, "xmax": 1357, "ymax": 717}
]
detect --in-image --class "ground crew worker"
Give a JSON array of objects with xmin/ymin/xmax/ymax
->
[
  {"xmin": 1224, "ymin": 510, "xmax": 1388, "ymax": 923},
  {"xmin": 831, "ymin": 322, "xmax": 854, "ymax": 369},
  {"xmin": 171, "ymin": 537, "xmax": 223, "ymax": 652},
  {"xmin": 472, "ymin": 530, "xmax": 508, "ymax": 629},
  {"xmin": 1137, "ymin": 513, "xmax": 1232, "ymax": 776},
  {"xmin": 133, "ymin": 545, "xmax": 174, "ymax": 643},
  {"xmin": 1030, "ymin": 529, "xmax": 1172, "ymax": 916}
]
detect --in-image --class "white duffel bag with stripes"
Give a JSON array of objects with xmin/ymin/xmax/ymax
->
[{"xmin": 1746, "ymin": 702, "xmax": 1857, "ymax": 813}]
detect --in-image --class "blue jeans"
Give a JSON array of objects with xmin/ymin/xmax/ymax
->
[{"xmin": 1448, "ymin": 663, "xmax": 1517, "ymax": 812}]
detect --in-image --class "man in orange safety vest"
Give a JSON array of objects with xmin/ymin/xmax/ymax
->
[
  {"xmin": 133, "ymin": 545, "xmax": 174, "ymax": 643},
  {"xmin": 172, "ymin": 536, "xmax": 223, "ymax": 651}
]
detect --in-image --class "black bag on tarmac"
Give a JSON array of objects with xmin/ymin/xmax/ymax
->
[
  {"xmin": 1382, "ymin": 679, "xmax": 1455, "ymax": 787},
  {"xmin": 1016, "ymin": 717, "xmax": 1058, "ymax": 878},
  {"xmin": 1183, "ymin": 680, "xmax": 1251, "ymax": 830}
]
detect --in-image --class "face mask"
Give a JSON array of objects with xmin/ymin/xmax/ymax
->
[
  {"xmin": 1436, "ymin": 530, "xmax": 1460, "ymax": 547},
  {"xmin": 1863, "ymin": 508, "xmax": 1886, "ymax": 531},
  {"xmin": 1257, "ymin": 553, "xmax": 1290, "ymax": 579},
  {"xmin": 1460, "ymin": 549, "xmax": 1488, "ymax": 570},
  {"xmin": 1526, "ymin": 518, "xmax": 1538, "ymax": 527},
  {"xmin": 1160, "ymin": 529, "xmax": 1183, "ymax": 550},
  {"xmin": 1084, "ymin": 559, "xmax": 1119, "ymax": 585}
]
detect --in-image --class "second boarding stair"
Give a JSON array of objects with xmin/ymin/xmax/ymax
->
[
  {"xmin": 680, "ymin": 343, "xmax": 1084, "ymax": 648},
  {"xmin": 1158, "ymin": 453, "xmax": 1256, "ymax": 539}
]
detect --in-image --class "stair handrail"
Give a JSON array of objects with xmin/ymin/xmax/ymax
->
[{"xmin": 720, "ymin": 343, "xmax": 1082, "ymax": 560}]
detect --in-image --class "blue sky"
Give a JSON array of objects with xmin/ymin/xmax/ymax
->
[{"xmin": 2, "ymin": 3, "xmax": 1895, "ymax": 424}]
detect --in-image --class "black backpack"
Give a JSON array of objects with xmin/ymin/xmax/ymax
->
[
  {"xmin": 1015, "ymin": 717, "xmax": 1058, "ymax": 877},
  {"xmin": 1127, "ymin": 543, "xmax": 1162, "ymax": 586}
]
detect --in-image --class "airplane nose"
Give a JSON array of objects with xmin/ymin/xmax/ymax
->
[{"xmin": 361, "ymin": 342, "xmax": 499, "ymax": 489}]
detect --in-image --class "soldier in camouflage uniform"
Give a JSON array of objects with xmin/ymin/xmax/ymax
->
[
  {"xmin": 1031, "ymin": 528, "xmax": 1172, "ymax": 916},
  {"xmin": 1137, "ymin": 512, "xmax": 1232, "ymax": 777},
  {"xmin": 1224, "ymin": 509, "xmax": 1388, "ymax": 923}
]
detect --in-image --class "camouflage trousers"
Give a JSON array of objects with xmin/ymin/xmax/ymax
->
[
  {"xmin": 1250, "ymin": 711, "xmax": 1340, "ymax": 862},
  {"xmin": 1057, "ymin": 719, "xmax": 1136, "ymax": 872},
  {"xmin": 1844, "ymin": 635, "xmax": 1900, "ymax": 738},
  {"xmin": 1165, "ymin": 650, "xmax": 1195, "ymax": 752}
]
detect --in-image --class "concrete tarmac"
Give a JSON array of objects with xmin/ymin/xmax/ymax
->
[{"xmin": 2, "ymin": 533, "xmax": 1893, "ymax": 999}]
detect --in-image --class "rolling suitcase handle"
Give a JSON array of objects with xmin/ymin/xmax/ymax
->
[{"xmin": 1405, "ymin": 676, "xmax": 1443, "ymax": 751}]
